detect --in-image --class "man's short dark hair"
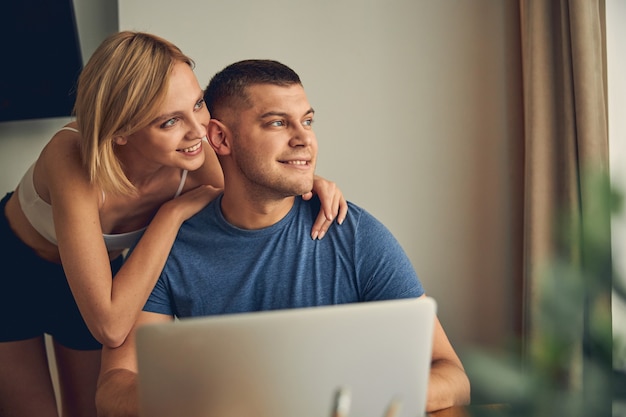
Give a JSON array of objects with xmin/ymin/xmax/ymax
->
[{"xmin": 204, "ymin": 59, "xmax": 302, "ymax": 120}]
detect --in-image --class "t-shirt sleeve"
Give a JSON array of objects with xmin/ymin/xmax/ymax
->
[
  {"xmin": 354, "ymin": 209, "xmax": 425, "ymax": 300},
  {"xmin": 143, "ymin": 273, "xmax": 175, "ymax": 316}
]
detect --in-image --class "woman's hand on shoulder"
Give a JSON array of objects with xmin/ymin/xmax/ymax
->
[
  {"xmin": 304, "ymin": 175, "xmax": 348, "ymax": 240},
  {"xmin": 160, "ymin": 184, "xmax": 223, "ymax": 224}
]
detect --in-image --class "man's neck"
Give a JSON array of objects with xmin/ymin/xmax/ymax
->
[{"xmin": 220, "ymin": 193, "xmax": 296, "ymax": 230}]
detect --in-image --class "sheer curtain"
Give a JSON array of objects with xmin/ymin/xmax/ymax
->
[{"xmin": 520, "ymin": 0, "xmax": 612, "ymax": 411}]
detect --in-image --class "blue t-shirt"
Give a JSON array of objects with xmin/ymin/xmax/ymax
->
[{"xmin": 144, "ymin": 195, "xmax": 424, "ymax": 317}]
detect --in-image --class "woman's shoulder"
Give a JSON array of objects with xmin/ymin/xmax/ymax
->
[
  {"xmin": 40, "ymin": 124, "xmax": 82, "ymax": 159},
  {"xmin": 23, "ymin": 123, "xmax": 96, "ymax": 208},
  {"xmin": 36, "ymin": 124, "xmax": 86, "ymax": 184}
]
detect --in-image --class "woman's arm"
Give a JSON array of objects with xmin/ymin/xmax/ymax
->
[
  {"xmin": 96, "ymin": 311, "xmax": 171, "ymax": 417},
  {"xmin": 49, "ymin": 142, "xmax": 222, "ymax": 348}
]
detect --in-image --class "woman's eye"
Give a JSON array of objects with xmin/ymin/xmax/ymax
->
[
  {"xmin": 161, "ymin": 118, "xmax": 177, "ymax": 128},
  {"xmin": 194, "ymin": 99, "xmax": 205, "ymax": 110}
]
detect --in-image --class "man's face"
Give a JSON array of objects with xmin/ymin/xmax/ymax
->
[{"xmin": 229, "ymin": 83, "xmax": 317, "ymax": 198}]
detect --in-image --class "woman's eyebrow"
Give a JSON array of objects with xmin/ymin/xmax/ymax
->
[
  {"xmin": 150, "ymin": 111, "xmax": 181, "ymax": 125},
  {"xmin": 150, "ymin": 91, "xmax": 204, "ymax": 124}
]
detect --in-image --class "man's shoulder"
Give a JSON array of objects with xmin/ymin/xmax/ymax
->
[
  {"xmin": 299, "ymin": 195, "xmax": 364, "ymax": 213},
  {"xmin": 297, "ymin": 196, "xmax": 375, "ymax": 230},
  {"xmin": 185, "ymin": 194, "xmax": 223, "ymax": 223},
  {"xmin": 176, "ymin": 195, "xmax": 223, "ymax": 241}
]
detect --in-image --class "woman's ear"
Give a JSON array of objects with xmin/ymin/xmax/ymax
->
[
  {"xmin": 113, "ymin": 135, "xmax": 128, "ymax": 146},
  {"xmin": 207, "ymin": 119, "xmax": 232, "ymax": 155}
]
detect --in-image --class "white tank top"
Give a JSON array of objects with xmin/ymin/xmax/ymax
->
[{"xmin": 17, "ymin": 127, "xmax": 188, "ymax": 251}]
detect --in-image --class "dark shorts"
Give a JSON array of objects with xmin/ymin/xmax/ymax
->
[{"xmin": 0, "ymin": 192, "xmax": 123, "ymax": 350}]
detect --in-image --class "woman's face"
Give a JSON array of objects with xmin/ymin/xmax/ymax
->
[{"xmin": 121, "ymin": 61, "xmax": 210, "ymax": 172}]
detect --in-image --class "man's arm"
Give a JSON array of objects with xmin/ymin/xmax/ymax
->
[
  {"xmin": 425, "ymin": 301, "xmax": 471, "ymax": 412},
  {"xmin": 96, "ymin": 311, "xmax": 172, "ymax": 417}
]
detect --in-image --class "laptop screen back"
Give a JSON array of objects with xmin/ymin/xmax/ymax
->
[{"xmin": 136, "ymin": 297, "xmax": 436, "ymax": 417}]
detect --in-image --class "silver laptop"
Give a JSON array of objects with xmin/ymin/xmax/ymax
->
[{"xmin": 136, "ymin": 297, "xmax": 436, "ymax": 417}]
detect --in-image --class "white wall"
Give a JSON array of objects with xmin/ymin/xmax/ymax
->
[
  {"xmin": 118, "ymin": 0, "xmax": 524, "ymax": 351},
  {"xmin": 0, "ymin": 118, "xmax": 69, "ymax": 193}
]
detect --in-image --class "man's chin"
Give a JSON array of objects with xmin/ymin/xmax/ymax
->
[{"xmin": 296, "ymin": 183, "xmax": 315, "ymax": 197}]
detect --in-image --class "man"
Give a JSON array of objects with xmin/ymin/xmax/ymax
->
[{"xmin": 95, "ymin": 59, "xmax": 470, "ymax": 416}]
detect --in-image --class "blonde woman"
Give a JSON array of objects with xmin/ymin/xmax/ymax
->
[{"xmin": 0, "ymin": 31, "xmax": 347, "ymax": 417}]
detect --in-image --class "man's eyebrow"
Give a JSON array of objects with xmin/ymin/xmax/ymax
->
[{"xmin": 259, "ymin": 107, "xmax": 315, "ymax": 119}]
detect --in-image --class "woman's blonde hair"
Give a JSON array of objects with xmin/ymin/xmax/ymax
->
[{"xmin": 74, "ymin": 31, "xmax": 194, "ymax": 196}]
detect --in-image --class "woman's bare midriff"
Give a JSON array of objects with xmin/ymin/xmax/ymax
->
[{"xmin": 4, "ymin": 191, "xmax": 123, "ymax": 264}]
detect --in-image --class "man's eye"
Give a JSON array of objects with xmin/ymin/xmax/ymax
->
[
  {"xmin": 303, "ymin": 118, "xmax": 314, "ymax": 127},
  {"xmin": 270, "ymin": 120, "xmax": 285, "ymax": 127}
]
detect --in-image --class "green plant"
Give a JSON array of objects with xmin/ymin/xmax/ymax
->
[{"xmin": 464, "ymin": 169, "xmax": 624, "ymax": 417}]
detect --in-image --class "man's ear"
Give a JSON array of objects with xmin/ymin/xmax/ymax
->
[{"xmin": 207, "ymin": 119, "xmax": 232, "ymax": 155}]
